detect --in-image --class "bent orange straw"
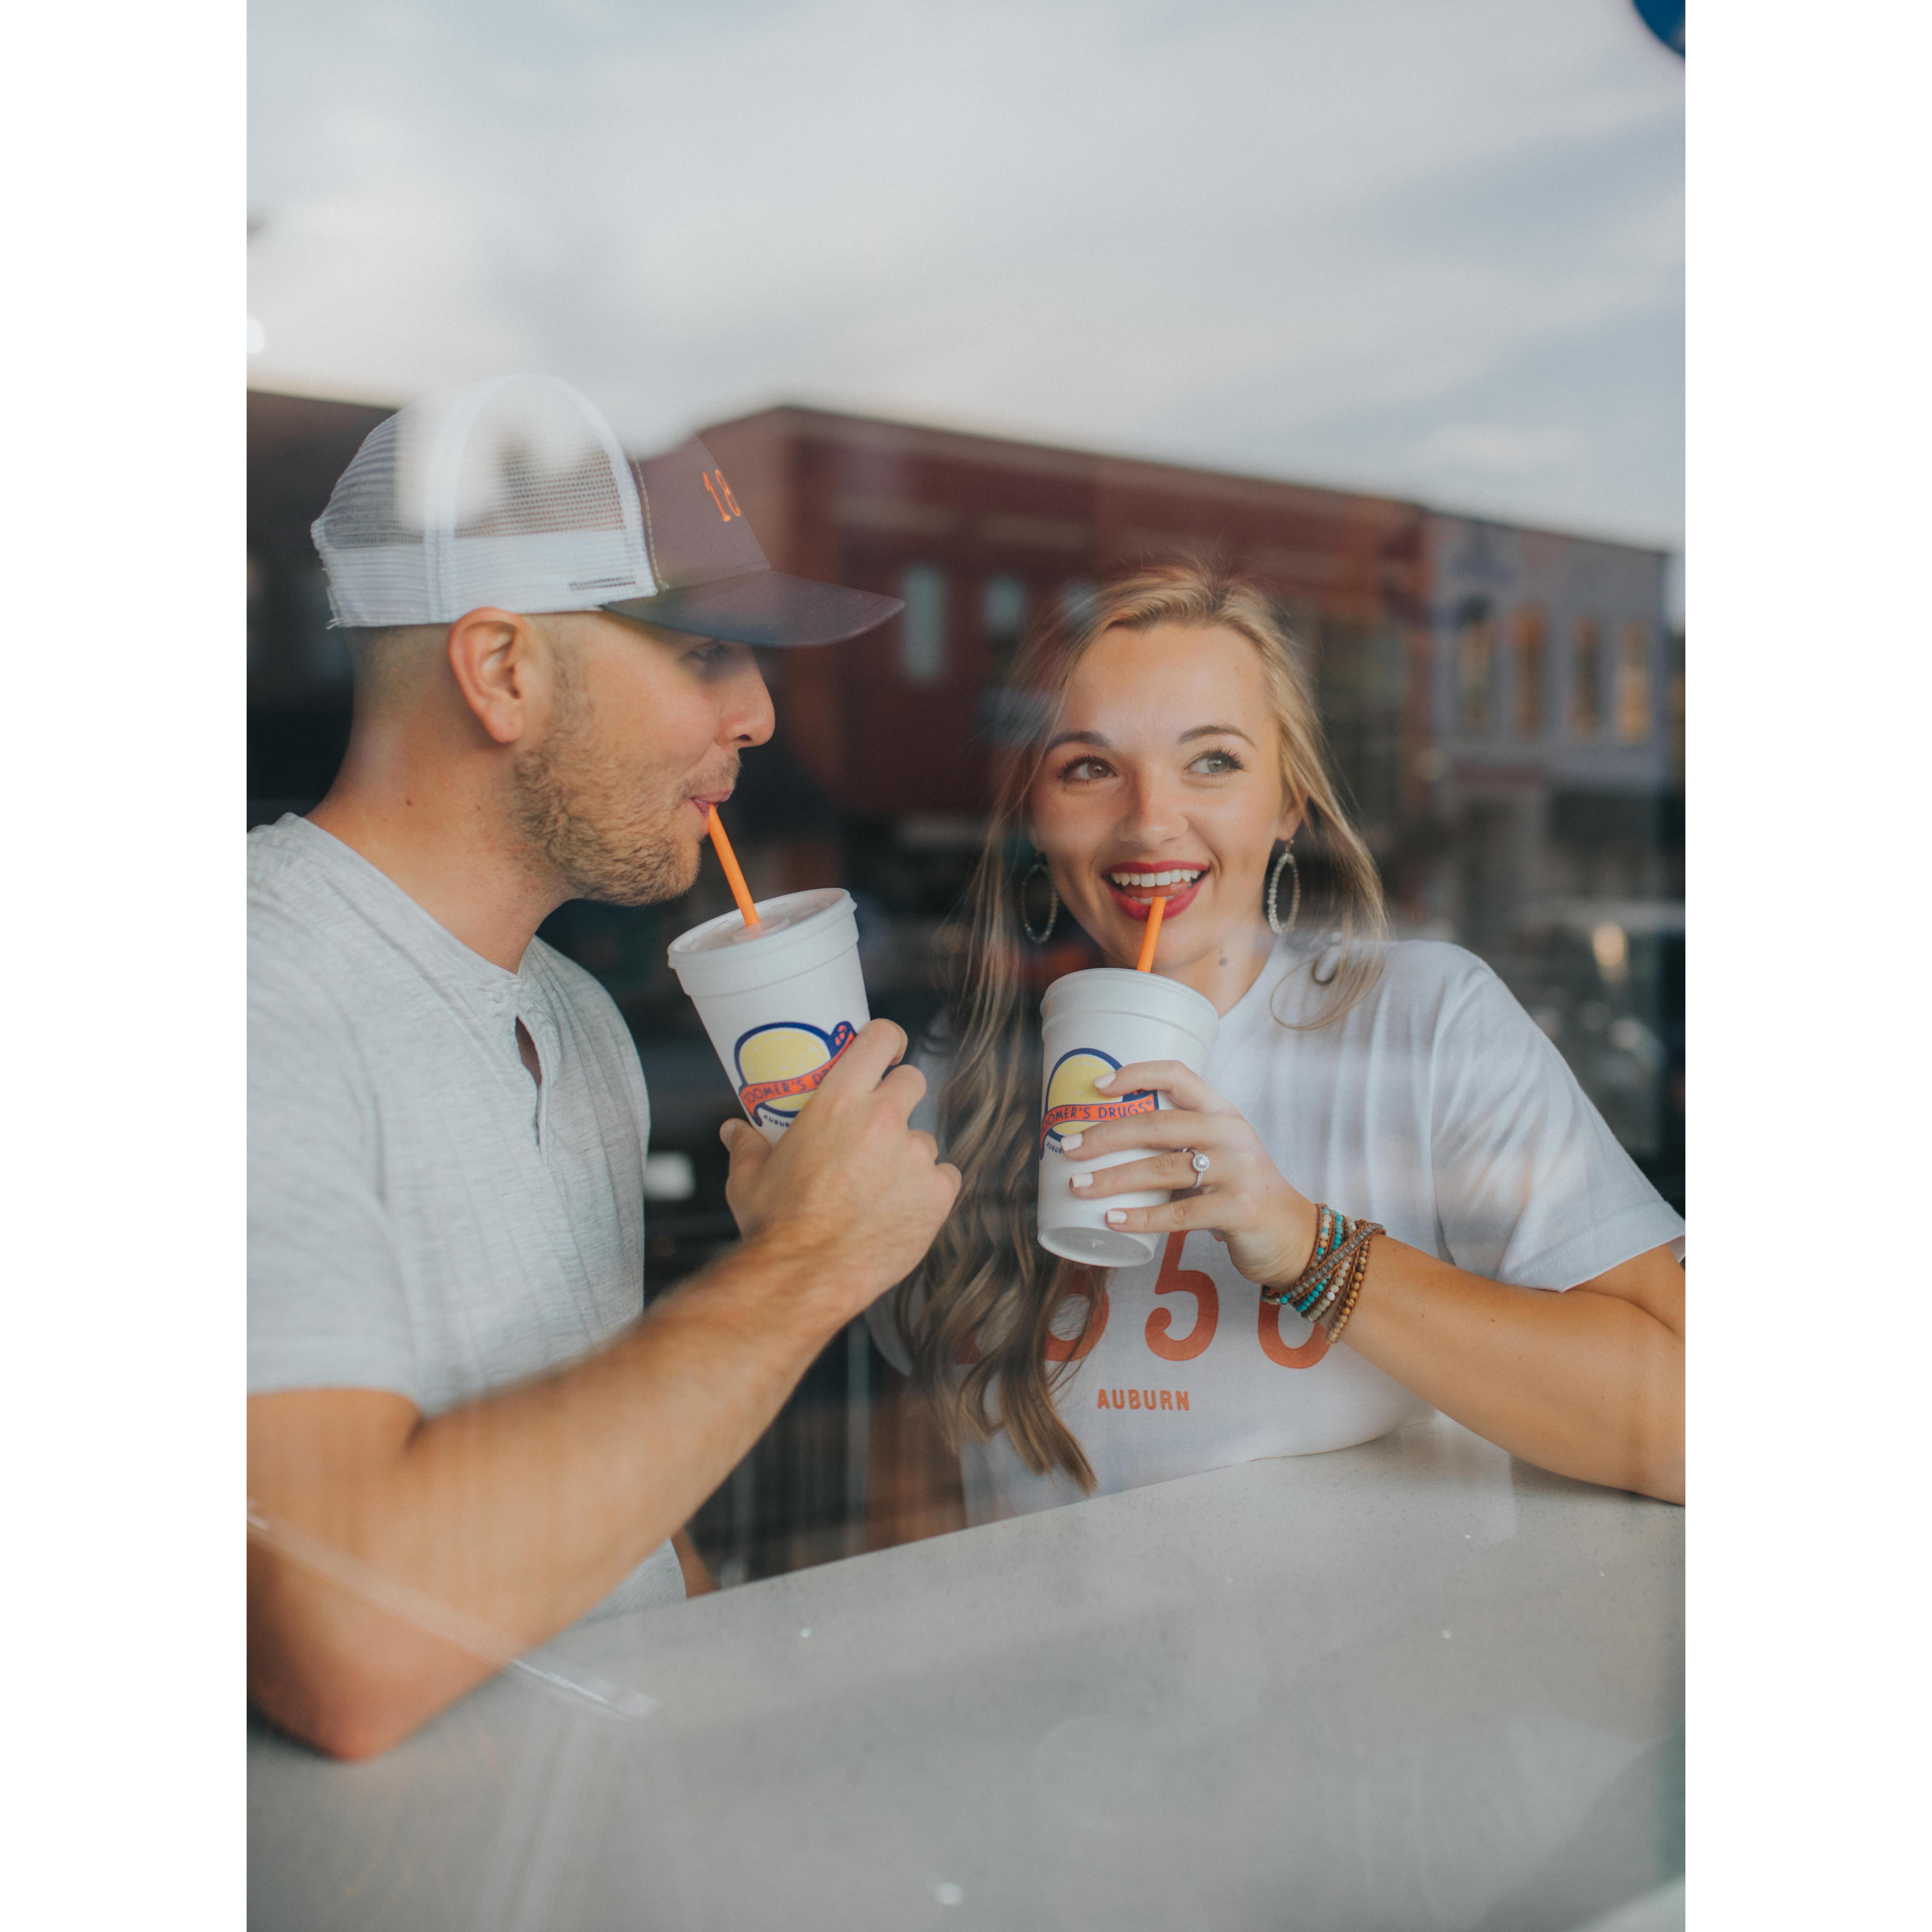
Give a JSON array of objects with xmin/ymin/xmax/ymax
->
[
  {"xmin": 706, "ymin": 805, "xmax": 760, "ymax": 928},
  {"xmin": 1135, "ymin": 895, "xmax": 1166, "ymax": 972}
]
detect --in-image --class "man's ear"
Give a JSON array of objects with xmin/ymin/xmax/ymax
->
[{"xmin": 445, "ymin": 609, "xmax": 545, "ymax": 746}]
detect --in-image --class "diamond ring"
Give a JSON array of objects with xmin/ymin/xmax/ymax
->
[{"xmin": 1188, "ymin": 1150, "xmax": 1211, "ymax": 1175}]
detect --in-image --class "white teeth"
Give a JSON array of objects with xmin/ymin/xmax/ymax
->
[{"xmin": 1108, "ymin": 868, "xmax": 1204, "ymax": 889}]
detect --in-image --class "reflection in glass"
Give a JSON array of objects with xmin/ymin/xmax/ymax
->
[
  {"xmin": 983, "ymin": 572, "xmax": 1027, "ymax": 644},
  {"xmin": 900, "ymin": 563, "xmax": 947, "ymax": 683},
  {"xmin": 1616, "ymin": 620, "xmax": 1653, "ymax": 743},
  {"xmin": 1455, "ymin": 598, "xmax": 1495, "ymax": 733},
  {"xmin": 1512, "ymin": 602, "xmax": 1546, "ymax": 738},
  {"xmin": 1571, "ymin": 616, "xmax": 1603, "ymax": 738},
  {"xmin": 1667, "ymin": 627, "xmax": 1686, "ymax": 781}
]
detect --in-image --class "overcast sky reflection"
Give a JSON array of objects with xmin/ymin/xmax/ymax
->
[{"xmin": 248, "ymin": 0, "xmax": 1682, "ymax": 550}]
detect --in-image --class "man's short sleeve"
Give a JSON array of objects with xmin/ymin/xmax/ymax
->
[
  {"xmin": 1427, "ymin": 957, "xmax": 1686, "ymax": 1291},
  {"xmin": 250, "ymin": 910, "xmax": 420, "ymax": 1402}
]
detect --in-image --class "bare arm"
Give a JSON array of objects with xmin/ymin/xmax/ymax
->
[
  {"xmin": 1069, "ymin": 1061, "xmax": 1684, "ymax": 1506},
  {"xmin": 248, "ymin": 1021, "xmax": 958, "ymax": 1760},
  {"xmin": 1308, "ymin": 1238, "xmax": 1682, "ymax": 1502}
]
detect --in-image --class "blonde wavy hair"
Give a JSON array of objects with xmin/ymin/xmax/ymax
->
[{"xmin": 893, "ymin": 561, "xmax": 1389, "ymax": 1490}]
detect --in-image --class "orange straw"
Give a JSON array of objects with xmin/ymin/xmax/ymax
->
[
  {"xmin": 706, "ymin": 805, "xmax": 760, "ymax": 928},
  {"xmin": 1134, "ymin": 895, "xmax": 1167, "ymax": 972}
]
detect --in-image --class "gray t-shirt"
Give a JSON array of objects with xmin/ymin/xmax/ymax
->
[{"xmin": 248, "ymin": 814, "xmax": 683, "ymax": 1616}]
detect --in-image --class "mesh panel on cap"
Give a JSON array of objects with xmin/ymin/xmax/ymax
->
[
  {"xmin": 312, "ymin": 375, "xmax": 657, "ymax": 627},
  {"xmin": 312, "ymin": 413, "xmax": 434, "ymax": 627}
]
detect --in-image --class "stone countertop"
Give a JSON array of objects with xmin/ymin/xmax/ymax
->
[{"xmin": 248, "ymin": 1415, "xmax": 1683, "ymax": 1932}]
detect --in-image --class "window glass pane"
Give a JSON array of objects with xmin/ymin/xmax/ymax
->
[
  {"xmin": 1455, "ymin": 599, "xmax": 1494, "ymax": 733},
  {"xmin": 1667, "ymin": 627, "xmax": 1685, "ymax": 782},
  {"xmin": 1571, "ymin": 617, "xmax": 1603, "ymax": 738},
  {"xmin": 983, "ymin": 573, "xmax": 1028, "ymax": 681},
  {"xmin": 1616, "ymin": 620, "xmax": 1653, "ymax": 743},
  {"xmin": 1512, "ymin": 603, "xmax": 1546, "ymax": 738},
  {"xmin": 899, "ymin": 564, "xmax": 947, "ymax": 683},
  {"xmin": 983, "ymin": 572, "xmax": 1027, "ymax": 641},
  {"xmin": 248, "ymin": 345, "xmax": 1682, "ymax": 1928},
  {"xmin": 1319, "ymin": 620, "xmax": 1407, "ymax": 832}
]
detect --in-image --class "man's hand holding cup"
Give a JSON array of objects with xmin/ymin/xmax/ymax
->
[{"xmin": 721, "ymin": 1018, "xmax": 958, "ymax": 1332}]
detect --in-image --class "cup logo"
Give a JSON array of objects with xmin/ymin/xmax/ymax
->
[
  {"xmin": 735, "ymin": 1019, "xmax": 858, "ymax": 1129},
  {"xmin": 1041, "ymin": 1048, "xmax": 1157, "ymax": 1151}
]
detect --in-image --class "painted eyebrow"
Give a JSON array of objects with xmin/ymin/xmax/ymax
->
[{"xmin": 1041, "ymin": 723, "xmax": 1258, "ymax": 754}]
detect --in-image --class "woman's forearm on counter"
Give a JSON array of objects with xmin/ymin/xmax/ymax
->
[{"xmin": 1342, "ymin": 1239, "xmax": 1684, "ymax": 1504}]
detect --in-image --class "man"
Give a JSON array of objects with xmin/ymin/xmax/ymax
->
[{"xmin": 248, "ymin": 375, "xmax": 959, "ymax": 1760}]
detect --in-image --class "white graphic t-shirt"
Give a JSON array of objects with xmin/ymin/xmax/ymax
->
[{"xmin": 870, "ymin": 938, "xmax": 1685, "ymax": 1525}]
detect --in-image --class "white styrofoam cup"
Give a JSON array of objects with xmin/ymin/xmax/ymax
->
[
  {"xmin": 1037, "ymin": 967, "xmax": 1221, "ymax": 1268},
  {"xmin": 667, "ymin": 888, "xmax": 871, "ymax": 1145}
]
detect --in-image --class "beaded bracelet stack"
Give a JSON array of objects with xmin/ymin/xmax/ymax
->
[{"xmin": 1259, "ymin": 1202, "xmax": 1384, "ymax": 1344}]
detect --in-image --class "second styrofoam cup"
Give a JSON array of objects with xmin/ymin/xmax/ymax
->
[
  {"xmin": 1037, "ymin": 968, "xmax": 1222, "ymax": 1268},
  {"xmin": 667, "ymin": 888, "xmax": 871, "ymax": 1145}
]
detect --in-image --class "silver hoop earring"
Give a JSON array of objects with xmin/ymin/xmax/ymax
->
[
  {"xmin": 1020, "ymin": 855, "xmax": 1060, "ymax": 944},
  {"xmin": 1266, "ymin": 843, "xmax": 1300, "ymax": 937}
]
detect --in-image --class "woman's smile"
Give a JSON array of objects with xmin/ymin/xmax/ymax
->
[{"xmin": 1102, "ymin": 864, "xmax": 1209, "ymax": 921}]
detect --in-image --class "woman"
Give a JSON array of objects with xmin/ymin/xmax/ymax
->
[{"xmin": 869, "ymin": 562, "xmax": 1684, "ymax": 1526}]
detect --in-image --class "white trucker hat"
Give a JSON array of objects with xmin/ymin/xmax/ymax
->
[{"xmin": 311, "ymin": 373, "xmax": 903, "ymax": 648}]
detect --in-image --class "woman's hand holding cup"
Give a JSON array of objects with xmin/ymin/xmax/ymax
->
[{"xmin": 1061, "ymin": 1060, "xmax": 1319, "ymax": 1292}]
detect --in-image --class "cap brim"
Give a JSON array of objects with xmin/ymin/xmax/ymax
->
[{"xmin": 602, "ymin": 572, "xmax": 903, "ymax": 649}]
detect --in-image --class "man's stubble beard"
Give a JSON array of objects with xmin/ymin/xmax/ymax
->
[{"xmin": 508, "ymin": 679, "xmax": 719, "ymax": 909}]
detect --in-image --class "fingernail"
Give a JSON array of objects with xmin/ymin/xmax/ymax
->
[
  {"xmin": 1070, "ymin": 1173, "xmax": 1092, "ymax": 1191},
  {"xmin": 1059, "ymin": 1132, "xmax": 1083, "ymax": 1149},
  {"xmin": 1106, "ymin": 1210, "xmax": 1127, "ymax": 1226},
  {"xmin": 1093, "ymin": 1073, "xmax": 1115, "ymax": 1090}
]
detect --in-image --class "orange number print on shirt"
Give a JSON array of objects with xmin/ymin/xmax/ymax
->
[
  {"xmin": 1145, "ymin": 1233, "xmax": 1218, "ymax": 1362},
  {"xmin": 1044, "ymin": 1270, "xmax": 1109, "ymax": 1363},
  {"xmin": 1257, "ymin": 1291, "xmax": 1329, "ymax": 1368}
]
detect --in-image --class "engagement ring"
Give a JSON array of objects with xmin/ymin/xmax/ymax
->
[{"xmin": 1189, "ymin": 1150, "xmax": 1211, "ymax": 1175}]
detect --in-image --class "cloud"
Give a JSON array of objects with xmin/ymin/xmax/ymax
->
[
  {"xmin": 248, "ymin": 0, "xmax": 1682, "ymax": 543},
  {"xmin": 1412, "ymin": 424, "xmax": 1588, "ymax": 475}
]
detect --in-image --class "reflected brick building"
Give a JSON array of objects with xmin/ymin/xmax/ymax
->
[
  {"xmin": 696, "ymin": 404, "xmax": 1429, "ymax": 850},
  {"xmin": 1423, "ymin": 512, "xmax": 1680, "ymax": 946}
]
